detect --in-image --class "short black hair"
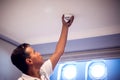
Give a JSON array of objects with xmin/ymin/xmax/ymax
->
[{"xmin": 11, "ymin": 43, "xmax": 30, "ymax": 74}]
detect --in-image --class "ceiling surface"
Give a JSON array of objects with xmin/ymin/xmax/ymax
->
[{"xmin": 0, "ymin": 0, "xmax": 120, "ymax": 45}]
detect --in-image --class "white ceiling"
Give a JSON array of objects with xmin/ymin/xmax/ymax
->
[{"xmin": 0, "ymin": 0, "xmax": 120, "ymax": 45}]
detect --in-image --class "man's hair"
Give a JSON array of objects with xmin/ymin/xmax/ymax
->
[{"xmin": 11, "ymin": 43, "xmax": 30, "ymax": 74}]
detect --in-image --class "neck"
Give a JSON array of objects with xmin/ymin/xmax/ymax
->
[{"xmin": 27, "ymin": 67, "xmax": 41, "ymax": 78}]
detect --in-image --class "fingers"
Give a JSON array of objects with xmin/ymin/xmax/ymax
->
[
  {"xmin": 67, "ymin": 15, "xmax": 74, "ymax": 27},
  {"xmin": 62, "ymin": 14, "xmax": 65, "ymax": 23},
  {"xmin": 62, "ymin": 14, "xmax": 64, "ymax": 20},
  {"xmin": 70, "ymin": 16, "xmax": 74, "ymax": 23}
]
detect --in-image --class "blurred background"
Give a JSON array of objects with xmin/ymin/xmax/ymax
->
[{"xmin": 0, "ymin": 0, "xmax": 120, "ymax": 80}]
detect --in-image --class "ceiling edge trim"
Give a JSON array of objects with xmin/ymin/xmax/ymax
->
[
  {"xmin": 0, "ymin": 34, "xmax": 19, "ymax": 46},
  {"xmin": 42, "ymin": 47, "xmax": 120, "ymax": 62}
]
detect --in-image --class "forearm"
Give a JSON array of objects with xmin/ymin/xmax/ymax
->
[
  {"xmin": 55, "ymin": 25, "xmax": 69, "ymax": 56},
  {"xmin": 50, "ymin": 25, "xmax": 69, "ymax": 70}
]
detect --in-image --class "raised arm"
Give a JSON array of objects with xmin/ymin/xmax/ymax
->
[{"xmin": 50, "ymin": 15, "xmax": 74, "ymax": 70}]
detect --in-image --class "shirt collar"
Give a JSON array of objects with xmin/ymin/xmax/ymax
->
[{"xmin": 22, "ymin": 73, "xmax": 40, "ymax": 80}]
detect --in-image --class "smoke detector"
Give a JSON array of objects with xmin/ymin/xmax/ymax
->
[{"xmin": 64, "ymin": 13, "xmax": 73, "ymax": 22}]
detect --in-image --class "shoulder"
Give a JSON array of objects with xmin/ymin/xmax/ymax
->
[
  {"xmin": 42, "ymin": 59, "xmax": 52, "ymax": 68},
  {"xmin": 18, "ymin": 77, "xmax": 23, "ymax": 80},
  {"xmin": 40, "ymin": 59, "xmax": 53, "ymax": 77},
  {"xmin": 41, "ymin": 59, "xmax": 52, "ymax": 71}
]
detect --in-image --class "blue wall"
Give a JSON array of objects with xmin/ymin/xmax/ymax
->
[{"xmin": 32, "ymin": 34, "xmax": 120, "ymax": 54}]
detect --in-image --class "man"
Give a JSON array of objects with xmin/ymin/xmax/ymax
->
[{"xmin": 11, "ymin": 14, "xmax": 74, "ymax": 80}]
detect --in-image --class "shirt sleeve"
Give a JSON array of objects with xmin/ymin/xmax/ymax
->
[
  {"xmin": 40, "ymin": 59, "xmax": 53, "ymax": 78},
  {"xmin": 18, "ymin": 78, "xmax": 23, "ymax": 80}
]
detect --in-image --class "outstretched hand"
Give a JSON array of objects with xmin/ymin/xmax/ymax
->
[{"xmin": 62, "ymin": 14, "xmax": 74, "ymax": 27}]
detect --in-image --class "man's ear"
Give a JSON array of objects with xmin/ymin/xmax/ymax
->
[{"xmin": 26, "ymin": 58, "xmax": 33, "ymax": 65}]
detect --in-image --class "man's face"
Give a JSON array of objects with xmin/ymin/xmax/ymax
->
[{"xmin": 25, "ymin": 46, "xmax": 44, "ymax": 67}]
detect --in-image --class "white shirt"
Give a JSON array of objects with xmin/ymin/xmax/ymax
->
[{"xmin": 18, "ymin": 59, "xmax": 52, "ymax": 80}]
